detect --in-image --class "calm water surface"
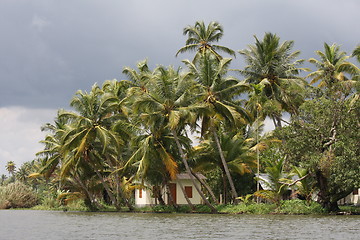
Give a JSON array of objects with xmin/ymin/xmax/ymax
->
[{"xmin": 1, "ymin": 210, "xmax": 359, "ymax": 240}]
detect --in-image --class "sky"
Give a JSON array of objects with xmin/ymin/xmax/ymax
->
[{"xmin": 0, "ymin": 0, "xmax": 359, "ymax": 175}]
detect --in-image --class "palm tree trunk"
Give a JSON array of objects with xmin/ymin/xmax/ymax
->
[
  {"xmin": 108, "ymin": 161, "xmax": 134, "ymax": 211},
  {"xmin": 212, "ymin": 128, "xmax": 239, "ymax": 204},
  {"xmin": 165, "ymin": 182, "xmax": 179, "ymax": 209},
  {"xmin": 171, "ymin": 129, "xmax": 217, "ymax": 213},
  {"xmin": 190, "ymin": 169, "xmax": 219, "ymax": 204},
  {"xmin": 91, "ymin": 164, "xmax": 121, "ymax": 211},
  {"xmin": 73, "ymin": 175, "xmax": 99, "ymax": 210},
  {"xmin": 177, "ymin": 179, "xmax": 195, "ymax": 211}
]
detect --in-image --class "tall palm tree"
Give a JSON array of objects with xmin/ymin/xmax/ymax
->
[
  {"xmin": 176, "ymin": 21, "xmax": 235, "ymax": 62},
  {"xmin": 307, "ymin": 43, "xmax": 358, "ymax": 95},
  {"xmin": 58, "ymin": 84, "xmax": 125, "ymax": 210},
  {"xmin": 125, "ymin": 64, "xmax": 217, "ymax": 211},
  {"xmin": 6, "ymin": 161, "xmax": 16, "ymax": 177},
  {"xmin": 184, "ymin": 52, "xmax": 251, "ymax": 204},
  {"xmin": 239, "ymin": 32, "xmax": 307, "ymax": 128}
]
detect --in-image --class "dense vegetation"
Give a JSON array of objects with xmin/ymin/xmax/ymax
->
[{"xmin": 2, "ymin": 21, "xmax": 359, "ymax": 213}]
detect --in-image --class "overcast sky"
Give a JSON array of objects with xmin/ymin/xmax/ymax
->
[{"xmin": 0, "ymin": 0, "xmax": 359, "ymax": 175}]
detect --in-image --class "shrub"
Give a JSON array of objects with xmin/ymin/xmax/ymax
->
[
  {"xmin": 277, "ymin": 199, "xmax": 325, "ymax": 214},
  {"xmin": 0, "ymin": 182, "xmax": 38, "ymax": 209}
]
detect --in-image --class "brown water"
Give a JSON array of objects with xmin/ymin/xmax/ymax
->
[{"xmin": 0, "ymin": 210, "xmax": 359, "ymax": 239}]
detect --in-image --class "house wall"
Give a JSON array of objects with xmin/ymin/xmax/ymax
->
[
  {"xmin": 134, "ymin": 179, "xmax": 204, "ymax": 207},
  {"xmin": 135, "ymin": 188, "xmax": 155, "ymax": 207},
  {"xmin": 168, "ymin": 179, "xmax": 203, "ymax": 205},
  {"xmin": 338, "ymin": 188, "xmax": 360, "ymax": 206}
]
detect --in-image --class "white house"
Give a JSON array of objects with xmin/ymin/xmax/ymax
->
[
  {"xmin": 134, "ymin": 173, "xmax": 206, "ymax": 207},
  {"xmin": 338, "ymin": 188, "xmax": 360, "ymax": 206}
]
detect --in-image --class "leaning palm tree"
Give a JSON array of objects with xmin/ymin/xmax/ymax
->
[
  {"xmin": 239, "ymin": 32, "xmax": 307, "ymax": 128},
  {"xmin": 58, "ymin": 84, "xmax": 126, "ymax": 210},
  {"xmin": 193, "ymin": 130, "xmax": 257, "ymax": 203},
  {"xmin": 184, "ymin": 52, "xmax": 251, "ymax": 204},
  {"xmin": 125, "ymin": 65, "xmax": 217, "ymax": 212},
  {"xmin": 176, "ymin": 21, "xmax": 235, "ymax": 62}
]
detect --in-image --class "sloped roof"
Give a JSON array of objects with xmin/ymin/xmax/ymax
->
[{"xmin": 176, "ymin": 173, "xmax": 206, "ymax": 180}]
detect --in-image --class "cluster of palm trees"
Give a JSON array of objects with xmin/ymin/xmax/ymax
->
[{"xmin": 33, "ymin": 21, "xmax": 359, "ymax": 211}]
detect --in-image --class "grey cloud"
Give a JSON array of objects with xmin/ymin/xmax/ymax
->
[{"xmin": 1, "ymin": 0, "xmax": 359, "ymax": 109}]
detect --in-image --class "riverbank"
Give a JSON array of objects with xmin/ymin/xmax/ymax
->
[{"xmin": 29, "ymin": 199, "xmax": 360, "ymax": 215}]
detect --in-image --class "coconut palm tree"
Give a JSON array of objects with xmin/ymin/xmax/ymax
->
[
  {"xmin": 239, "ymin": 32, "xmax": 307, "ymax": 128},
  {"xmin": 16, "ymin": 163, "xmax": 31, "ymax": 183},
  {"xmin": 176, "ymin": 21, "xmax": 235, "ymax": 62},
  {"xmin": 122, "ymin": 59, "xmax": 153, "ymax": 95},
  {"xmin": 6, "ymin": 161, "xmax": 16, "ymax": 177},
  {"xmin": 254, "ymin": 157, "xmax": 293, "ymax": 206},
  {"xmin": 58, "ymin": 84, "xmax": 126, "ymax": 210},
  {"xmin": 124, "ymin": 65, "xmax": 217, "ymax": 211},
  {"xmin": 0, "ymin": 174, "xmax": 7, "ymax": 185},
  {"xmin": 352, "ymin": 45, "xmax": 360, "ymax": 63},
  {"xmin": 183, "ymin": 52, "xmax": 251, "ymax": 204},
  {"xmin": 307, "ymin": 43, "xmax": 358, "ymax": 96},
  {"xmin": 193, "ymin": 130, "xmax": 257, "ymax": 203}
]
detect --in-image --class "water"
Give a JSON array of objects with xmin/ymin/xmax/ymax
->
[{"xmin": 0, "ymin": 210, "xmax": 359, "ymax": 240}]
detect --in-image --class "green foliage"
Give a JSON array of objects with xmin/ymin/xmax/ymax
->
[
  {"xmin": 216, "ymin": 203, "xmax": 275, "ymax": 214},
  {"xmin": 275, "ymin": 95, "xmax": 360, "ymax": 210},
  {"xmin": 33, "ymin": 199, "xmax": 88, "ymax": 211},
  {"xmin": 151, "ymin": 205, "xmax": 177, "ymax": 213},
  {"xmin": 0, "ymin": 182, "xmax": 38, "ymax": 209},
  {"xmin": 31, "ymin": 21, "xmax": 359, "ymax": 213},
  {"xmin": 277, "ymin": 200, "xmax": 325, "ymax": 214},
  {"xmin": 236, "ymin": 194, "xmax": 253, "ymax": 205}
]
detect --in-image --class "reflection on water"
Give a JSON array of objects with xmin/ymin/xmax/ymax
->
[{"xmin": 0, "ymin": 210, "xmax": 359, "ymax": 240}]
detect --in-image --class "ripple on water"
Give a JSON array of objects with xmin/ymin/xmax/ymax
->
[{"xmin": 1, "ymin": 211, "xmax": 359, "ymax": 240}]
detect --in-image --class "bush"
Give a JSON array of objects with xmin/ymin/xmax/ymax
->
[
  {"xmin": 0, "ymin": 182, "xmax": 38, "ymax": 209},
  {"xmin": 277, "ymin": 200, "xmax": 325, "ymax": 214},
  {"xmin": 152, "ymin": 205, "xmax": 176, "ymax": 212},
  {"xmin": 217, "ymin": 203, "xmax": 275, "ymax": 214}
]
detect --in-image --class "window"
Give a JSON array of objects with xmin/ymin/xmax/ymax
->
[
  {"xmin": 353, "ymin": 188, "xmax": 359, "ymax": 195},
  {"xmin": 185, "ymin": 186, "xmax": 193, "ymax": 198},
  {"xmin": 139, "ymin": 188, "xmax": 143, "ymax": 198}
]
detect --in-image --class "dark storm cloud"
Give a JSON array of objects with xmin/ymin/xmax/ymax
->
[{"xmin": 0, "ymin": 0, "xmax": 359, "ymax": 108}]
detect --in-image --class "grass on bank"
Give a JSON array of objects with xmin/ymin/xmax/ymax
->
[{"xmin": 2, "ymin": 188, "xmax": 358, "ymax": 215}]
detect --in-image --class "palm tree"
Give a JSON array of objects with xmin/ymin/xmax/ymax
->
[
  {"xmin": 176, "ymin": 21, "xmax": 235, "ymax": 62},
  {"xmin": 307, "ymin": 43, "xmax": 358, "ymax": 95},
  {"xmin": 193, "ymin": 130, "xmax": 257, "ymax": 203},
  {"xmin": 16, "ymin": 163, "xmax": 31, "ymax": 183},
  {"xmin": 6, "ymin": 161, "xmax": 16, "ymax": 177},
  {"xmin": 183, "ymin": 52, "xmax": 251, "ymax": 204},
  {"xmin": 352, "ymin": 45, "xmax": 360, "ymax": 63},
  {"xmin": 122, "ymin": 59, "xmax": 153, "ymax": 94},
  {"xmin": 254, "ymin": 157, "xmax": 293, "ymax": 206},
  {"xmin": 58, "ymin": 84, "xmax": 126, "ymax": 210},
  {"xmin": 124, "ymin": 64, "xmax": 217, "ymax": 211},
  {"xmin": 0, "ymin": 174, "xmax": 7, "ymax": 185},
  {"xmin": 239, "ymin": 32, "xmax": 307, "ymax": 128}
]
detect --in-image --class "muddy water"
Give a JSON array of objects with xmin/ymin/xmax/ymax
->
[{"xmin": 1, "ymin": 210, "xmax": 359, "ymax": 239}]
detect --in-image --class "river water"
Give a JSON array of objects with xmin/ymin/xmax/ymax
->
[{"xmin": 0, "ymin": 210, "xmax": 359, "ymax": 240}]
